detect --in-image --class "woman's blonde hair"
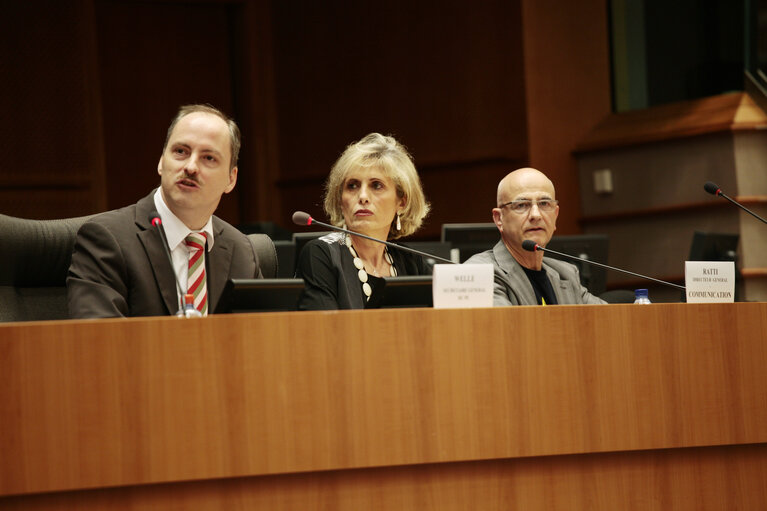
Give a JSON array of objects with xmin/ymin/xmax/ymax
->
[{"xmin": 323, "ymin": 133, "xmax": 430, "ymax": 239}]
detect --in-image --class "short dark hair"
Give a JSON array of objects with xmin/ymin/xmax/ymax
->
[{"xmin": 164, "ymin": 104, "xmax": 241, "ymax": 170}]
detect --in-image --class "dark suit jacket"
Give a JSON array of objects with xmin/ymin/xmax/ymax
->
[
  {"xmin": 67, "ymin": 191, "xmax": 262, "ymax": 318},
  {"xmin": 465, "ymin": 240, "xmax": 605, "ymax": 306}
]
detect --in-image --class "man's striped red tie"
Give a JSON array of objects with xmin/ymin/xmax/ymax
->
[{"xmin": 185, "ymin": 232, "xmax": 208, "ymax": 316}]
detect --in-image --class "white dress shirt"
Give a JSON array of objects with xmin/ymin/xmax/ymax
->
[{"xmin": 153, "ymin": 189, "xmax": 214, "ymax": 307}]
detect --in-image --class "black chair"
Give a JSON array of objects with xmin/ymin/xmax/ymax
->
[
  {"xmin": 273, "ymin": 239, "xmax": 296, "ymax": 278},
  {"xmin": 0, "ymin": 213, "xmax": 96, "ymax": 322},
  {"xmin": 0, "ymin": 214, "xmax": 277, "ymax": 322},
  {"xmin": 247, "ymin": 233, "xmax": 278, "ymax": 278}
]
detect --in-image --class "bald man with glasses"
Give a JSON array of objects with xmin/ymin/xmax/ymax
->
[{"xmin": 465, "ymin": 168, "xmax": 605, "ymax": 306}]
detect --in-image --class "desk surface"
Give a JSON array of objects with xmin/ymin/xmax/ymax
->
[{"xmin": 1, "ymin": 303, "xmax": 766, "ymax": 508}]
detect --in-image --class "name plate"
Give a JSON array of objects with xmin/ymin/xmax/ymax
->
[
  {"xmin": 684, "ymin": 261, "xmax": 735, "ymax": 303},
  {"xmin": 432, "ymin": 264, "xmax": 494, "ymax": 309}
]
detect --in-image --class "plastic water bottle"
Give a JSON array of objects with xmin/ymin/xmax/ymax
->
[
  {"xmin": 183, "ymin": 293, "xmax": 203, "ymax": 317},
  {"xmin": 633, "ymin": 289, "xmax": 651, "ymax": 304}
]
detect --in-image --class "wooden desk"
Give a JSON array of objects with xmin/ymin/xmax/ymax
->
[{"xmin": 1, "ymin": 304, "xmax": 766, "ymax": 509}]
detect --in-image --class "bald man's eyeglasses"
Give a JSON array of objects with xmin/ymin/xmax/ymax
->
[{"xmin": 499, "ymin": 199, "xmax": 558, "ymax": 214}]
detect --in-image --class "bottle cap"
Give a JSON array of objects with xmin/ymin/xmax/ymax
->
[
  {"xmin": 634, "ymin": 289, "xmax": 648, "ymax": 298},
  {"xmin": 184, "ymin": 293, "xmax": 195, "ymax": 306}
]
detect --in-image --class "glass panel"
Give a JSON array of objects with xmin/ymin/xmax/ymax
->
[{"xmin": 610, "ymin": 0, "xmax": 745, "ymax": 112}]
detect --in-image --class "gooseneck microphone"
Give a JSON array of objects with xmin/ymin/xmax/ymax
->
[
  {"xmin": 148, "ymin": 212, "xmax": 185, "ymax": 314},
  {"xmin": 521, "ymin": 239, "xmax": 686, "ymax": 291},
  {"xmin": 704, "ymin": 181, "xmax": 767, "ymax": 224},
  {"xmin": 292, "ymin": 211, "xmax": 455, "ymax": 264}
]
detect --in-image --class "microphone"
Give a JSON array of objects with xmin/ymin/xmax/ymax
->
[
  {"xmin": 291, "ymin": 211, "xmax": 455, "ymax": 264},
  {"xmin": 521, "ymin": 239, "xmax": 686, "ymax": 291},
  {"xmin": 704, "ymin": 181, "xmax": 767, "ymax": 224},
  {"xmin": 148, "ymin": 212, "xmax": 185, "ymax": 314}
]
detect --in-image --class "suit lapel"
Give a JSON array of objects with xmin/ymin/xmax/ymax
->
[
  {"xmin": 543, "ymin": 260, "xmax": 573, "ymax": 305},
  {"xmin": 135, "ymin": 193, "xmax": 181, "ymax": 315},
  {"xmin": 207, "ymin": 218, "xmax": 233, "ymax": 312},
  {"xmin": 493, "ymin": 241, "xmax": 537, "ymax": 305}
]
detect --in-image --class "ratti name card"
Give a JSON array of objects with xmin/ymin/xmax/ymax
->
[
  {"xmin": 432, "ymin": 264, "xmax": 494, "ymax": 309},
  {"xmin": 684, "ymin": 261, "xmax": 735, "ymax": 303}
]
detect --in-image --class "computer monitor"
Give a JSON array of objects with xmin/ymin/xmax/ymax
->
[
  {"xmin": 688, "ymin": 231, "xmax": 739, "ymax": 262},
  {"xmin": 216, "ymin": 278, "xmax": 304, "ymax": 313},
  {"xmin": 440, "ymin": 223, "xmax": 499, "ymax": 262},
  {"xmin": 369, "ymin": 275, "xmax": 433, "ymax": 309},
  {"xmin": 397, "ymin": 241, "xmax": 454, "ymax": 268},
  {"xmin": 441, "ymin": 224, "xmax": 609, "ymax": 295},
  {"xmin": 543, "ymin": 234, "xmax": 609, "ymax": 296}
]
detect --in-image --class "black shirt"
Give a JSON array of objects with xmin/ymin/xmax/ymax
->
[{"xmin": 521, "ymin": 266, "xmax": 558, "ymax": 305}]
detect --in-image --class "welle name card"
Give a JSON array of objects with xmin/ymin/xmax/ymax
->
[{"xmin": 432, "ymin": 264, "xmax": 494, "ymax": 309}]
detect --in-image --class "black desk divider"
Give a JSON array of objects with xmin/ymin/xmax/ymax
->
[
  {"xmin": 377, "ymin": 275, "xmax": 433, "ymax": 309},
  {"xmin": 217, "ymin": 278, "xmax": 304, "ymax": 313}
]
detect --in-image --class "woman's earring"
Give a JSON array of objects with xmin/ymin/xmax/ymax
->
[
  {"xmin": 342, "ymin": 222, "xmax": 347, "ymax": 231},
  {"xmin": 396, "ymin": 214, "xmax": 402, "ymax": 231}
]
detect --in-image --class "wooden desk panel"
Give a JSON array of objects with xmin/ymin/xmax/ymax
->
[
  {"xmin": 1, "ymin": 304, "xmax": 766, "ymax": 507},
  {"xmin": 1, "ymin": 444, "xmax": 766, "ymax": 510}
]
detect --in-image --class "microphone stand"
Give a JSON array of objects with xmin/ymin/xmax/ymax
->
[
  {"xmin": 292, "ymin": 212, "xmax": 455, "ymax": 264},
  {"xmin": 523, "ymin": 240, "xmax": 686, "ymax": 291},
  {"xmin": 704, "ymin": 182, "xmax": 767, "ymax": 225},
  {"xmin": 149, "ymin": 213, "xmax": 186, "ymax": 315}
]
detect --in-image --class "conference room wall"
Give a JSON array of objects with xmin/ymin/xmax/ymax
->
[
  {"xmin": 0, "ymin": 1, "xmax": 107, "ymax": 219},
  {"xmin": 576, "ymin": 125, "xmax": 767, "ymax": 302},
  {"xmin": 0, "ymin": 0, "xmax": 610, "ymax": 240}
]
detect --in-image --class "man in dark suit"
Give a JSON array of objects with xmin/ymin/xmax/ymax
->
[
  {"xmin": 466, "ymin": 168, "xmax": 605, "ymax": 306},
  {"xmin": 67, "ymin": 104, "xmax": 263, "ymax": 318}
]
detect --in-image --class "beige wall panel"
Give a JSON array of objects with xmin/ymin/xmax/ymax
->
[
  {"xmin": 583, "ymin": 209, "xmax": 738, "ymax": 276},
  {"xmin": 577, "ymin": 133, "xmax": 736, "ymax": 217},
  {"xmin": 733, "ymin": 130, "xmax": 767, "ymax": 194}
]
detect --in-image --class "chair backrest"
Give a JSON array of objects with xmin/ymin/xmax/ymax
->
[
  {"xmin": 273, "ymin": 239, "xmax": 296, "ymax": 278},
  {"xmin": 0, "ymin": 215, "xmax": 278, "ymax": 322},
  {"xmin": 0, "ymin": 213, "xmax": 96, "ymax": 322},
  {"xmin": 247, "ymin": 233, "xmax": 278, "ymax": 278}
]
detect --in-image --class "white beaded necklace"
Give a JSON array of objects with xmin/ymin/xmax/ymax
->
[{"xmin": 345, "ymin": 234, "xmax": 396, "ymax": 301}]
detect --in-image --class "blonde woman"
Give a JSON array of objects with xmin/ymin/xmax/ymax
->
[{"xmin": 296, "ymin": 133, "xmax": 430, "ymax": 310}]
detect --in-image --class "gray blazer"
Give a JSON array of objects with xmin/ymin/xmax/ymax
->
[
  {"xmin": 67, "ymin": 190, "xmax": 262, "ymax": 318},
  {"xmin": 465, "ymin": 241, "xmax": 606, "ymax": 306}
]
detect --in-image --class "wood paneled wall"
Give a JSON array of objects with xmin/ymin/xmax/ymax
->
[
  {"xmin": 269, "ymin": 0, "xmax": 529, "ymax": 237},
  {"xmin": 94, "ymin": 0, "xmax": 240, "ymax": 218},
  {"xmin": 0, "ymin": 0, "xmax": 106, "ymax": 218},
  {"xmin": 521, "ymin": 0, "xmax": 612, "ymax": 235},
  {"xmin": 0, "ymin": 0, "xmax": 610, "ymax": 239}
]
